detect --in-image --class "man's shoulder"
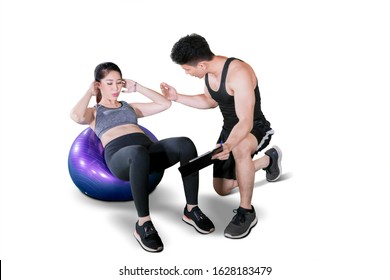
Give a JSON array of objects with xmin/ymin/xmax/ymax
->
[{"xmin": 229, "ymin": 59, "xmax": 254, "ymax": 77}]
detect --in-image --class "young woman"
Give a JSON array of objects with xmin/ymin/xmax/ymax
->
[{"xmin": 70, "ymin": 62, "xmax": 214, "ymax": 252}]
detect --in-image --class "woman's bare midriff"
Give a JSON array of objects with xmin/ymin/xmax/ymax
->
[{"xmin": 98, "ymin": 124, "xmax": 145, "ymax": 147}]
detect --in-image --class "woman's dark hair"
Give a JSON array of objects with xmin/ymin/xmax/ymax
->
[
  {"xmin": 94, "ymin": 62, "xmax": 122, "ymax": 103},
  {"xmin": 170, "ymin": 33, "xmax": 214, "ymax": 66}
]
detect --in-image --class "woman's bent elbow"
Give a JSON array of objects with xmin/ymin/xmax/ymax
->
[
  {"xmin": 162, "ymin": 100, "xmax": 172, "ymax": 110},
  {"xmin": 70, "ymin": 112, "xmax": 84, "ymax": 124}
]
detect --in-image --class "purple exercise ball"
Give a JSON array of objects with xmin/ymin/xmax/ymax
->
[{"xmin": 68, "ymin": 126, "xmax": 164, "ymax": 201}]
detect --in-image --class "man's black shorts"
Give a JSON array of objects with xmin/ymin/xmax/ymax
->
[{"xmin": 213, "ymin": 122, "xmax": 274, "ymax": 180}]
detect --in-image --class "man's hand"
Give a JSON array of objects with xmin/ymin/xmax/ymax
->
[
  {"xmin": 160, "ymin": 82, "xmax": 178, "ymax": 101},
  {"xmin": 212, "ymin": 143, "xmax": 231, "ymax": 160}
]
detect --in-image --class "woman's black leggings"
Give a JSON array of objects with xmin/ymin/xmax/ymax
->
[{"xmin": 104, "ymin": 133, "xmax": 198, "ymax": 217}]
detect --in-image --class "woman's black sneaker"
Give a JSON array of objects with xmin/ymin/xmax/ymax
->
[
  {"xmin": 134, "ymin": 220, "xmax": 164, "ymax": 252},
  {"xmin": 182, "ymin": 206, "xmax": 215, "ymax": 234}
]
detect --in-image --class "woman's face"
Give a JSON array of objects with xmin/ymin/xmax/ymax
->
[{"xmin": 98, "ymin": 70, "xmax": 124, "ymax": 99}]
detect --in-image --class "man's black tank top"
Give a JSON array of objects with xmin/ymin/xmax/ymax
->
[{"xmin": 205, "ymin": 57, "xmax": 269, "ymax": 131}]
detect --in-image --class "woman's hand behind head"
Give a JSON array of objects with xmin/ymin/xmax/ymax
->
[
  {"xmin": 88, "ymin": 81, "xmax": 99, "ymax": 97},
  {"xmin": 122, "ymin": 79, "xmax": 137, "ymax": 93}
]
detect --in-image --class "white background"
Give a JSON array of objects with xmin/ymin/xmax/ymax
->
[{"xmin": 1, "ymin": 0, "xmax": 389, "ymax": 279}]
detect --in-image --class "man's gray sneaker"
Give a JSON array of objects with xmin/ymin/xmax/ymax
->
[
  {"xmin": 264, "ymin": 146, "xmax": 282, "ymax": 182},
  {"xmin": 224, "ymin": 206, "xmax": 257, "ymax": 239}
]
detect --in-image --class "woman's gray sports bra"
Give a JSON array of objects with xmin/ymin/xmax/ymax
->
[{"xmin": 94, "ymin": 101, "xmax": 138, "ymax": 139}]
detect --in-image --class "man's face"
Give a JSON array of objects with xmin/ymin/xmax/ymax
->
[{"xmin": 181, "ymin": 63, "xmax": 205, "ymax": 79}]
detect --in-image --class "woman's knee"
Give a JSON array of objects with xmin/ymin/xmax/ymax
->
[
  {"xmin": 179, "ymin": 137, "xmax": 196, "ymax": 149},
  {"xmin": 176, "ymin": 137, "xmax": 197, "ymax": 157}
]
